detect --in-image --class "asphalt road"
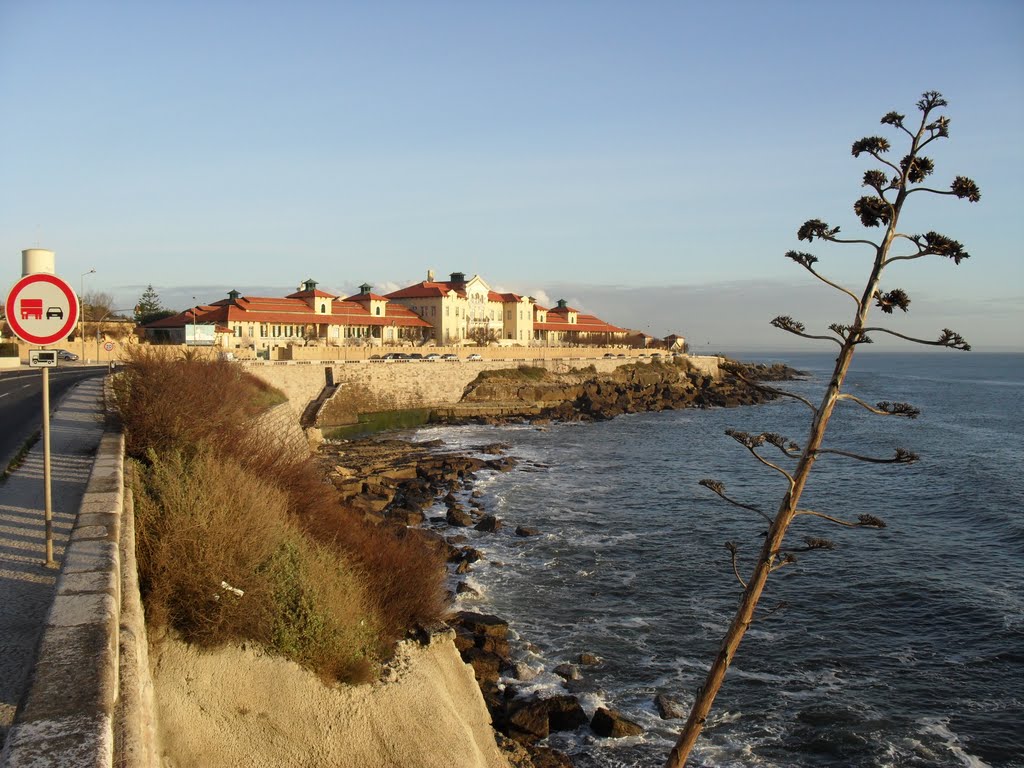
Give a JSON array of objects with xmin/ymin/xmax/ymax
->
[{"xmin": 0, "ymin": 364, "xmax": 108, "ymax": 475}]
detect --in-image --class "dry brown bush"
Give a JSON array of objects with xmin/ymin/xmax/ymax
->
[
  {"xmin": 134, "ymin": 449, "xmax": 379, "ymax": 682},
  {"xmin": 133, "ymin": 448, "xmax": 287, "ymax": 645},
  {"xmin": 121, "ymin": 346, "xmax": 447, "ymax": 676},
  {"xmin": 113, "ymin": 347, "xmax": 285, "ymax": 459},
  {"xmin": 294, "ymin": 492, "xmax": 449, "ymax": 649}
]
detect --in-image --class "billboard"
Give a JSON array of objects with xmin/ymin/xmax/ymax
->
[{"xmin": 185, "ymin": 323, "xmax": 217, "ymax": 346}]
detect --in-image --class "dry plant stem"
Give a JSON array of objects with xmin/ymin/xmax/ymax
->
[{"xmin": 666, "ymin": 126, "xmax": 914, "ymax": 768}]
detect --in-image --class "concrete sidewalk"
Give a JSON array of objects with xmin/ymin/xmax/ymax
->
[{"xmin": 0, "ymin": 377, "xmax": 106, "ymax": 747}]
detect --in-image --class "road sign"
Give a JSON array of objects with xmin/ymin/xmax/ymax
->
[
  {"xmin": 104, "ymin": 341, "xmax": 114, "ymax": 352},
  {"xmin": 29, "ymin": 350, "xmax": 58, "ymax": 367},
  {"xmin": 5, "ymin": 273, "xmax": 79, "ymax": 345}
]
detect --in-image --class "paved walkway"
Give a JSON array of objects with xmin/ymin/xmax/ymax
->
[{"xmin": 0, "ymin": 378, "xmax": 105, "ymax": 747}]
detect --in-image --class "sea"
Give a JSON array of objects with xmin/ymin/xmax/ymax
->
[{"xmin": 408, "ymin": 351, "xmax": 1023, "ymax": 768}]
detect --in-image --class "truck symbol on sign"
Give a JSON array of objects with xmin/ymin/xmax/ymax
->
[{"xmin": 20, "ymin": 299, "xmax": 43, "ymax": 320}]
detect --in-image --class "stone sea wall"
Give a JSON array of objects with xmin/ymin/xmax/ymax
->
[{"xmin": 242, "ymin": 355, "xmax": 724, "ymax": 426}]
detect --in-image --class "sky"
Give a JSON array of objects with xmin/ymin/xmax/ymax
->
[{"xmin": 2, "ymin": 1, "xmax": 1021, "ymax": 353}]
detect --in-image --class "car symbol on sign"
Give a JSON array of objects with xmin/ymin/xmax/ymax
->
[{"xmin": 46, "ymin": 307, "xmax": 64, "ymax": 319}]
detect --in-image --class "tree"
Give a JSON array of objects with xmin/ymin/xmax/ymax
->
[
  {"xmin": 667, "ymin": 92, "xmax": 980, "ymax": 767},
  {"xmin": 135, "ymin": 284, "xmax": 176, "ymax": 325},
  {"xmin": 82, "ymin": 290, "xmax": 116, "ymax": 322}
]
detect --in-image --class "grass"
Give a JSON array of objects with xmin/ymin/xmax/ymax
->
[
  {"xmin": 324, "ymin": 408, "xmax": 434, "ymax": 440},
  {"xmin": 118, "ymin": 348, "xmax": 446, "ymax": 682},
  {"xmin": 474, "ymin": 365, "xmax": 549, "ymax": 382}
]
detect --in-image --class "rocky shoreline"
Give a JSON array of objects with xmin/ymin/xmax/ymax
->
[
  {"xmin": 433, "ymin": 358, "xmax": 801, "ymax": 425},
  {"xmin": 316, "ymin": 360, "xmax": 801, "ymax": 767}
]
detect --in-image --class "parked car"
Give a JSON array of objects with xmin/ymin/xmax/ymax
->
[
  {"xmin": 381, "ymin": 352, "xmax": 405, "ymax": 360},
  {"xmin": 603, "ymin": 352, "xmax": 617, "ymax": 358},
  {"xmin": 405, "ymin": 353, "xmax": 424, "ymax": 360},
  {"xmin": 55, "ymin": 349, "xmax": 78, "ymax": 361},
  {"xmin": 441, "ymin": 353, "xmax": 458, "ymax": 361},
  {"xmin": 424, "ymin": 353, "xmax": 441, "ymax": 361},
  {"xmin": 466, "ymin": 353, "xmax": 483, "ymax": 361}
]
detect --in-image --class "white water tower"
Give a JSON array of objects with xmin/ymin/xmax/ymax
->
[{"xmin": 22, "ymin": 248, "xmax": 55, "ymax": 276}]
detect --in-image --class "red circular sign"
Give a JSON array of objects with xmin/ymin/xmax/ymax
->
[{"xmin": 5, "ymin": 273, "xmax": 80, "ymax": 345}]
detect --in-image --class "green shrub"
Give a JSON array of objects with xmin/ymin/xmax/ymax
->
[
  {"xmin": 0, "ymin": 342, "xmax": 18, "ymax": 358},
  {"xmin": 475, "ymin": 366, "xmax": 549, "ymax": 382}
]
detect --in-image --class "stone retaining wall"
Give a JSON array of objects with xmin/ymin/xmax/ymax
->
[
  {"xmin": 0, "ymin": 427, "xmax": 156, "ymax": 767},
  {"xmin": 244, "ymin": 355, "xmax": 723, "ymax": 422}
]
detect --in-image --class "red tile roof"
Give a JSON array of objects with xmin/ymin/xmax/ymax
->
[
  {"xmin": 386, "ymin": 281, "xmax": 464, "ymax": 299},
  {"xmin": 344, "ymin": 292, "xmax": 391, "ymax": 302},
  {"xmin": 144, "ymin": 293, "xmax": 431, "ymax": 330},
  {"xmin": 285, "ymin": 288, "xmax": 339, "ymax": 299}
]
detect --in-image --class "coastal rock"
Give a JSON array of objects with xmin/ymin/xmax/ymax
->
[
  {"xmin": 553, "ymin": 663, "xmax": 580, "ymax": 681},
  {"xmin": 456, "ymin": 581, "xmax": 479, "ymax": 596},
  {"xmin": 654, "ymin": 692, "xmax": 685, "ymax": 720},
  {"xmin": 506, "ymin": 694, "xmax": 587, "ymax": 743},
  {"xmin": 446, "ymin": 507, "xmax": 474, "ymax": 527},
  {"xmin": 475, "ymin": 515, "xmax": 503, "ymax": 532},
  {"xmin": 453, "ymin": 612, "xmax": 509, "ymax": 639},
  {"xmin": 590, "ymin": 707, "xmax": 643, "ymax": 738},
  {"xmin": 512, "ymin": 662, "xmax": 539, "ymax": 681},
  {"xmin": 462, "ymin": 647, "xmax": 503, "ymax": 686},
  {"xmin": 578, "ymin": 652, "xmax": 601, "ymax": 666},
  {"xmin": 455, "ymin": 559, "xmax": 472, "ymax": 574},
  {"xmin": 525, "ymin": 745, "xmax": 575, "ymax": 768},
  {"xmin": 515, "ymin": 526, "xmax": 541, "ymax": 537}
]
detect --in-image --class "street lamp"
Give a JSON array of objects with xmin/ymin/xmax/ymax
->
[{"xmin": 80, "ymin": 268, "xmax": 95, "ymax": 361}]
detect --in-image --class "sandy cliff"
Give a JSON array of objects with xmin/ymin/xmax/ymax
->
[{"xmin": 151, "ymin": 630, "xmax": 510, "ymax": 768}]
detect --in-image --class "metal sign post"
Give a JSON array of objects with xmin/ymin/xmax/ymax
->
[{"xmin": 6, "ymin": 253, "xmax": 80, "ymax": 567}]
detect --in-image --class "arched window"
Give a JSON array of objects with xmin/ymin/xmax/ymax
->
[
  {"xmin": 321, "ymin": 303, "xmax": 326, "ymax": 313},
  {"xmin": 376, "ymin": 306, "xmax": 381, "ymax": 316}
]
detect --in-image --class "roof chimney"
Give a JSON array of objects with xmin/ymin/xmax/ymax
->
[
  {"xmin": 304, "ymin": 279, "xmax": 318, "ymax": 292},
  {"xmin": 556, "ymin": 298, "xmax": 568, "ymax": 309},
  {"xmin": 450, "ymin": 271, "xmax": 466, "ymax": 284},
  {"xmin": 228, "ymin": 289, "xmax": 240, "ymax": 300},
  {"xmin": 359, "ymin": 283, "xmax": 372, "ymax": 295},
  {"xmin": 427, "ymin": 269, "xmax": 435, "ymax": 282}
]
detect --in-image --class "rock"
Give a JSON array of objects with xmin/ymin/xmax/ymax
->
[
  {"xmin": 455, "ymin": 559, "xmax": 472, "ymax": 574},
  {"xmin": 513, "ymin": 662, "xmax": 539, "ymax": 681},
  {"xmin": 446, "ymin": 507, "xmax": 474, "ymax": 527},
  {"xmin": 578, "ymin": 652, "xmax": 601, "ymax": 666},
  {"xmin": 515, "ymin": 526, "xmax": 541, "ymax": 537},
  {"xmin": 505, "ymin": 694, "xmax": 589, "ymax": 744},
  {"xmin": 453, "ymin": 612, "xmax": 509, "ymax": 640},
  {"xmin": 544, "ymin": 695, "xmax": 588, "ymax": 732},
  {"xmin": 462, "ymin": 647, "xmax": 502, "ymax": 685},
  {"xmin": 524, "ymin": 745, "xmax": 574, "ymax": 768},
  {"xmin": 456, "ymin": 582, "xmax": 479, "ymax": 596},
  {"xmin": 654, "ymin": 692, "xmax": 685, "ymax": 720},
  {"xmin": 590, "ymin": 707, "xmax": 643, "ymax": 738},
  {"xmin": 507, "ymin": 698, "xmax": 549, "ymax": 743},
  {"xmin": 553, "ymin": 663, "xmax": 580, "ymax": 681},
  {"xmin": 475, "ymin": 515, "xmax": 503, "ymax": 532}
]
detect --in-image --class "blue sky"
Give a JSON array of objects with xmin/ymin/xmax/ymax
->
[{"xmin": 2, "ymin": 1, "xmax": 1021, "ymax": 352}]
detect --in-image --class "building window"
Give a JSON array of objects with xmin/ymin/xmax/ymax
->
[
  {"xmin": 376, "ymin": 307, "xmax": 381, "ymax": 316},
  {"xmin": 234, "ymin": 325, "xmax": 241, "ymax": 337},
  {"xmin": 321, "ymin": 303, "xmax": 326, "ymax": 313},
  {"xmin": 431, "ymin": 306, "xmax": 436, "ymax": 317}
]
